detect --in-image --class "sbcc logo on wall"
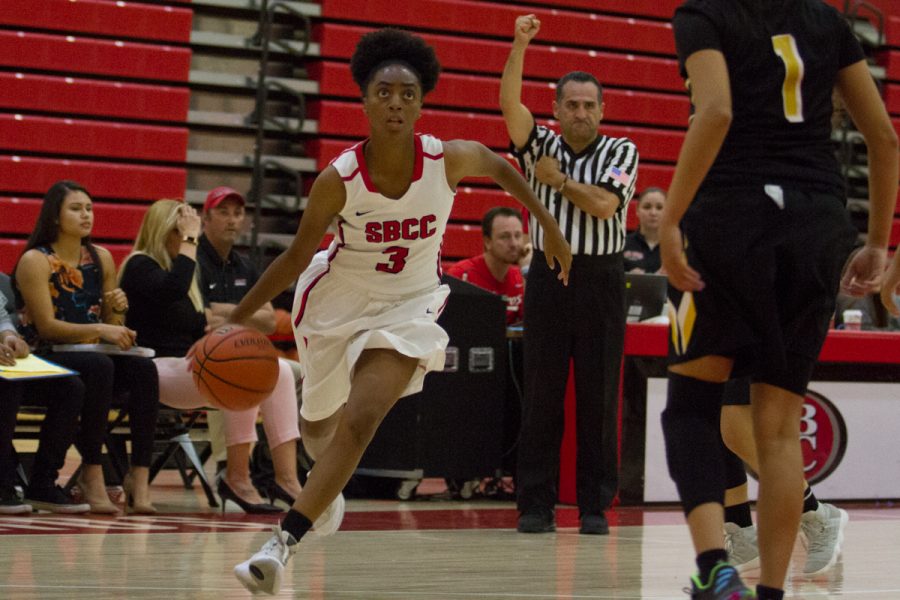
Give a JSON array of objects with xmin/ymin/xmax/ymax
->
[{"xmin": 800, "ymin": 390, "xmax": 848, "ymax": 485}]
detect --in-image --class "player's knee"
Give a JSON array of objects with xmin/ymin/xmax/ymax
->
[
  {"xmin": 342, "ymin": 407, "xmax": 382, "ymax": 448},
  {"xmin": 662, "ymin": 373, "xmax": 728, "ymax": 514}
]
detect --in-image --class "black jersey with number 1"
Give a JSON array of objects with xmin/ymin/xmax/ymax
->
[{"xmin": 673, "ymin": 0, "xmax": 865, "ymax": 197}]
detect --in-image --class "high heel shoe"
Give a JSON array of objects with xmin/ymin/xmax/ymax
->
[
  {"xmin": 217, "ymin": 477, "xmax": 283, "ymax": 514},
  {"xmin": 76, "ymin": 472, "xmax": 119, "ymax": 515},
  {"xmin": 123, "ymin": 474, "xmax": 157, "ymax": 515},
  {"xmin": 263, "ymin": 482, "xmax": 296, "ymax": 507}
]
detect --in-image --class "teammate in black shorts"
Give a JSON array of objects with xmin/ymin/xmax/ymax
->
[{"xmin": 661, "ymin": 2, "xmax": 898, "ymax": 599}]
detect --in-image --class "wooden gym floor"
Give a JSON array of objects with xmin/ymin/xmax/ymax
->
[{"xmin": 0, "ymin": 470, "xmax": 898, "ymax": 600}]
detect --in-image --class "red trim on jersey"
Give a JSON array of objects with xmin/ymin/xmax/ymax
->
[
  {"xmin": 436, "ymin": 294, "xmax": 450, "ymax": 318},
  {"xmin": 330, "ymin": 141, "xmax": 363, "ymax": 168},
  {"xmin": 354, "ymin": 135, "xmax": 428, "ymax": 194},
  {"xmin": 293, "ymin": 221, "xmax": 345, "ymax": 328},
  {"xmin": 354, "ymin": 141, "xmax": 377, "ymax": 193},
  {"xmin": 341, "ymin": 167, "xmax": 360, "ymax": 182},
  {"xmin": 411, "ymin": 134, "xmax": 424, "ymax": 182}
]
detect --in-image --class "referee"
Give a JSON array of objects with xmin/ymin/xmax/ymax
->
[{"xmin": 501, "ymin": 14, "xmax": 638, "ymax": 535}]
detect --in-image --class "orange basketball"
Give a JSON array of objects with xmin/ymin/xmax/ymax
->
[{"xmin": 192, "ymin": 325, "xmax": 280, "ymax": 410}]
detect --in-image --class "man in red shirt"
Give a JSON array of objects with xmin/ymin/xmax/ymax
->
[{"xmin": 447, "ymin": 207, "xmax": 527, "ymax": 325}]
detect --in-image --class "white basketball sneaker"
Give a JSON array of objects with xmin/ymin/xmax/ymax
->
[
  {"xmin": 234, "ymin": 525, "xmax": 297, "ymax": 595},
  {"xmin": 312, "ymin": 493, "xmax": 345, "ymax": 537},
  {"xmin": 801, "ymin": 502, "xmax": 849, "ymax": 576},
  {"xmin": 724, "ymin": 522, "xmax": 760, "ymax": 573}
]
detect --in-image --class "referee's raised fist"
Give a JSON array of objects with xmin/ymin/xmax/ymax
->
[{"xmin": 515, "ymin": 14, "xmax": 540, "ymax": 43}]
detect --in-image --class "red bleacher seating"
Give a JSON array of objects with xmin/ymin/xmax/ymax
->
[
  {"xmin": 308, "ymin": 100, "xmax": 684, "ymax": 163},
  {"xmin": 315, "ymin": 24, "xmax": 684, "ymax": 92},
  {"xmin": 318, "ymin": 0, "xmax": 676, "ymax": 55},
  {"xmin": 451, "ymin": 188, "xmax": 518, "ymax": 222},
  {"xmin": 0, "ymin": 239, "xmax": 132, "ymax": 274},
  {"xmin": 0, "ymin": 155, "xmax": 186, "ymax": 201},
  {"xmin": 441, "ymin": 224, "xmax": 483, "ymax": 259},
  {"xmin": 880, "ymin": 50, "xmax": 900, "ymax": 82},
  {"xmin": 0, "ymin": 30, "xmax": 191, "ymax": 82},
  {"xmin": 0, "ymin": 197, "xmax": 147, "ymax": 240},
  {"xmin": 887, "ymin": 15, "xmax": 900, "ymax": 48},
  {"xmin": 309, "ymin": 61, "xmax": 690, "ymax": 128},
  {"xmin": 508, "ymin": 0, "xmax": 681, "ymax": 19},
  {"xmin": 0, "ymin": 72, "xmax": 190, "ymax": 122},
  {"xmin": 884, "ymin": 84, "xmax": 900, "ymax": 114},
  {"xmin": 0, "ymin": 0, "xmax": 193, "ymax": 43},
  {"xmin": 0, "ymin": 114, "xmax": 188, "ymax": 162}
]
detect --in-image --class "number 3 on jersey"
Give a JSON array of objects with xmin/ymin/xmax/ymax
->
[
  {"xmin": 771, "ymin": 34, "xmax": 805, "ymax": 123},
  {"xmin": 376, "ymin": 246, "xmax": 409, "ymax": 274}
]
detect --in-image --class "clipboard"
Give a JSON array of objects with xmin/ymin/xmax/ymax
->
[
  {"xmin": 0, "ymin": 354, "xmax": 78, "ymax": 381},
  {"xmin": 51, "ymin": 344, "xmax": 156, "ymax": 358}
]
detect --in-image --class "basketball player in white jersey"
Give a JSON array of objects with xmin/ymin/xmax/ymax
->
[{"xmin": 227, "ymin": 28, "xmax": 572, "ymax": 595}]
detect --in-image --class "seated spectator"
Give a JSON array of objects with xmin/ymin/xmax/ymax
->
[
  {"xmin": 0, "ymin": 275, "xmax": 90, "ymax": 514},
  {"xmin": 197, "ymin": 187, "xmax": 303, "ymax": 497},
  {"xmin": 14, "ymin": 180, "xmax": 160, "ymax": 514},
  {"xmin": 118, "ymin": 199, "xmax": 303, "ymax": 513},
  {"xmin": 447, "ymin": 207, "xmax": 526, "ymax": 325},
  {"xmin": 623, "ymin": 187, "xmax": 665, "ymax": 273}
]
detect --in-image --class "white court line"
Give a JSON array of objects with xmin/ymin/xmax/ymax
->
[{"xmin": 2, "ymin": 584, "xmax": 900, "ymax": 599}]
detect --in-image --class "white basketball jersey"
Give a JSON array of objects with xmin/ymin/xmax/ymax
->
[{"xmin": 323, "ymin": 134, "xmax": 455, "ymax": 295}]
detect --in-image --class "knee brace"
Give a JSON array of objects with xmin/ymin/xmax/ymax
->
[
  {"xmin": 722, "ymin": 441, "xmax": 749, "ymax": 490},
  {"xmin": 661, "ymin": 373, "xmax": 727, "ymax": 515}
]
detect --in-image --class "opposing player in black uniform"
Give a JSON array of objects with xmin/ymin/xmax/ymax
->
[{"xmin": 661, "ymin": 2, "xmax": 898, "ymax": 599}]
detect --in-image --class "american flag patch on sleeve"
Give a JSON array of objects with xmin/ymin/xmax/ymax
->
[{"xmin": 606, "ymin": 166, "xmax": 633, "ymax": 186}]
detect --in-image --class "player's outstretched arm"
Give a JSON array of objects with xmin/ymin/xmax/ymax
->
[
  {"xmin": 500, "ymin": 14, "xmax": 539, "ymax": 150},
  {"xmin": 659, "ymin": 49, "xmax": 732, "ymax": 292},
  {"xmin": 230, "ymin": 167, "xmax": 346, "ymax": 325},
  {"xmin": 443, "ymin": 139, "xmax": 571, "ymax": 284},
  {"xmin": 836, "ymin": 60, "xmax": 899, "ymax": 299}
]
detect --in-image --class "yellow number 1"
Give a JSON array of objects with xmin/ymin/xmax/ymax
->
[{"xmin": 772, "ymin": 34, "xmax": 805, "ymax": 123}]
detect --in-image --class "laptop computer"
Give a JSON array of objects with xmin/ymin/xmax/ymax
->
[{"xmin": 624, "ymin": 273, "xmax": 668, "ymax": 323}]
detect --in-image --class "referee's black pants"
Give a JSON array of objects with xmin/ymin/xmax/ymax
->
[{"xmin": 516, "ymin": 250, "xmax": 625, "ymax": 516}]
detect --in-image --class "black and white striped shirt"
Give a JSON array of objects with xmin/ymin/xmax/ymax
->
[{"xmin": 513, "ymin": 125, "xmax": 639, "ymax": 256}]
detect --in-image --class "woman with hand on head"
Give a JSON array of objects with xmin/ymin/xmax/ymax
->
[
  {"xmin": 14, "ymin": 180, "xmax": 160, "ymax": 514},
  {"xmin": 118, "ymin": 199, "xmax": 303, "ymax": 514}
]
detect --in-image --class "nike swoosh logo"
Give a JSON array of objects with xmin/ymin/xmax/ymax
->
[
  {"xmin": 426, "ymin": 308, "xmax": 434, "ymax": 314},
  {"xmin": 356, "ymin": 210, "xmax": 375, "ymax": 216}
]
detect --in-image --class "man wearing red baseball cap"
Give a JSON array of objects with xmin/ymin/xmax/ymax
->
[
  {"xmin": 203, "ymin": 185, "xmax": 246, "ymax": 215},
  {"xmin": 197, "ymin": 186, "xmax": 286, "ymax": 503}
]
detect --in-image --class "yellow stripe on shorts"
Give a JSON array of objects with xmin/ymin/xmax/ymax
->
[{"xmin": 668, "ymin": 292, "xmax": 697, "ymax": 356}]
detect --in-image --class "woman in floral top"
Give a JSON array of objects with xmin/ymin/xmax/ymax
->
[{"xmin": 15, "ymin": 181, "xmax": 160, "ymax": 514}]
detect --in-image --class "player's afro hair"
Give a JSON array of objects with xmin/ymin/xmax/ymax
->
[{"xmin": 350, "ymin": 28, "xmax": 441, "ymax": 96}]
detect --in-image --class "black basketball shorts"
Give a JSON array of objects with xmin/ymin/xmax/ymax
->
[{"xmin": 667, "ymin": 186, "xmax": 857, "ymax": 395}]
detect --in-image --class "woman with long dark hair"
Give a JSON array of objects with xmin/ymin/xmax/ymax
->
[{"xmin": 15, "ymin": 180, "xmax": 160, "ymax": 514}]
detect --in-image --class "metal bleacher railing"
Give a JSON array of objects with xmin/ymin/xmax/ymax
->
[{"xmin": 184, "ymin": 0, "xmax": 319, "ymax": 264}]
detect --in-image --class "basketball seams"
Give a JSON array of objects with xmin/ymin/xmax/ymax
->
[
  {"xmin": 191, "ymin": 325, "xmax": 280, "ymax": 410},
  {"xmin": 203, "ymin": 326, "xmax": 248, "ymax": 357},
  {"xmin": 193, "ymin": 369, "xmax": 226, "ymax": 406},
  {"xmin": 199, "ymin": 355, "xmax": 279, "ymax": 365},
  {"xmin": 195, "ymin": 364, "xmax": 278, "ymax": 394}
]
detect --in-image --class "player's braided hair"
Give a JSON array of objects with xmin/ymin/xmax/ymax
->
[{"xmin": 350, "ymin": 28, "xmax": 441, "ymax": 96}]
